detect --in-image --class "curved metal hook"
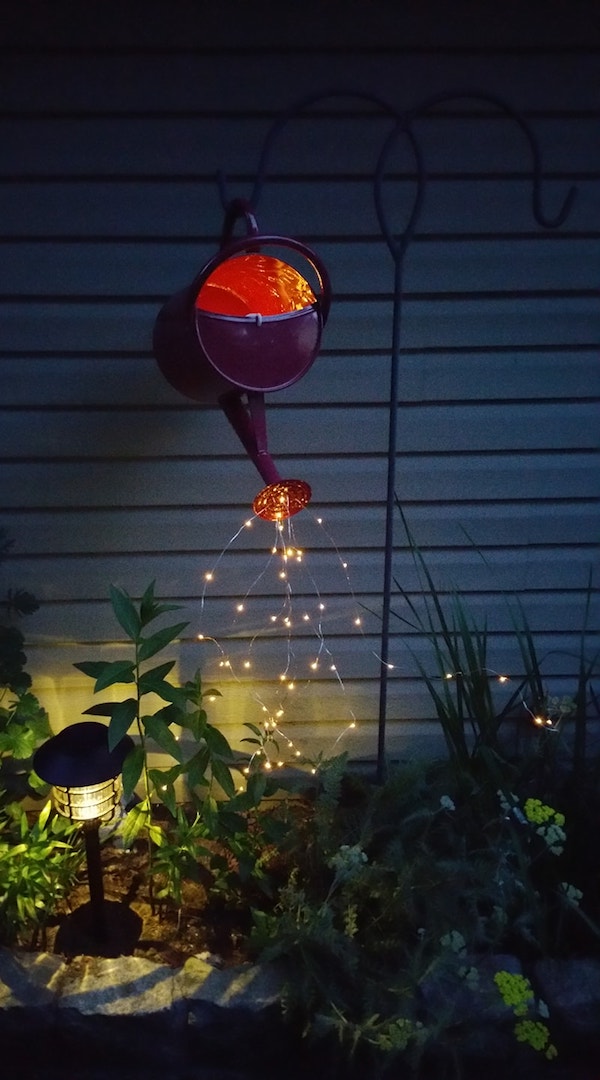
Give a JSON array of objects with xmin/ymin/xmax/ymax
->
[
  {"xmin": 248, "ymin": 87, "xmax": 402, "ymax": 211},
  {"xmin": 373, "ymin": 116, "xmax": 427, "ymax": 262},
  {"xmin": 219, "ymin": 84, "xmax": 575, "ymax": 258},
  {"xmin": 401, "ymin": 88, "xmax": 576, "ymax": 229}
]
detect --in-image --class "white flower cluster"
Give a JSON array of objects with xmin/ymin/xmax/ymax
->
[
  {"xmin": 497, "ymin": 789, "xmax": 527, "ymax": 824},
  {"xmin": 440, "ymin": 929, "xmax": 466, "ymax": 955},
  {"xmin": 328, "ymin": 843, "xmax": 368, "ymax": 881},
  {"xmin": 535, "ymin": 820, "xmax": 566, "ymax": 856},
  {"xmin": 560, "ymin": 881, "xmax": 583, "ymax": 906}
]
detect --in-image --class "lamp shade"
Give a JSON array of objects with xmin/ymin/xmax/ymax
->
[
  {"xmin": 33, "ymin": 722, "xmax": 134, "ymax": 823},
  {"xmin": 34, "ymin": 721, "xmax": 133, "ymax": 787}
]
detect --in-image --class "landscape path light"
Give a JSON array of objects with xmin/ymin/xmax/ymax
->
[
  {"xmin": 33, "ymin": 721, "xmax": 134, "ymax": 942},
  {"xmin": 153, "ymin": 197, "xmax": 331, "ymax": 521}
]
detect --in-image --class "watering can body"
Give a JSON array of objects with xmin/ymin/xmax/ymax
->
[{"xmin": 153, "ymin": 235, "xmax": 330, "ymax": 402}]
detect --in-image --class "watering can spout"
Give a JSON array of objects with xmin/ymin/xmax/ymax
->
[{"xmin": 219, "ymin": 390, "xmax": 311, "ymax": 520}]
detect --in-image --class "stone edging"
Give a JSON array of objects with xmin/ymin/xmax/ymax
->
[{"xmin": 0, "ymin": 947, "xmax": 287, "ymax": 1075}]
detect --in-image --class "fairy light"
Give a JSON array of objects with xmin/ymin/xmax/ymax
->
[
  {"xmin": 197, "ymin": 508, "xmax": 371, "ymax": 772},
  {"xmin": 440, "ymin": 667, "xmax": 557, "ymax": 732}
]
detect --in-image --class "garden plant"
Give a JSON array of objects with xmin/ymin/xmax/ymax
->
[{"xmin": 0, "ymin": 546, "xmax": 598, "ymax": 1077}]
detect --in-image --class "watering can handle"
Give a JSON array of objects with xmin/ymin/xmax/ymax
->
[
  {"xmin": 189, "ymin": 208, "xmax": 332, "ymax": 325},
  {"xmin": 220, "ymin": 197, "xmax": 260, "ymax": 246}
]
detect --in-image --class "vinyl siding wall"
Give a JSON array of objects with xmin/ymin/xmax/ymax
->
[{"xmin": 1, "ymin": 0, "xmax": 598, "ymax": 767}]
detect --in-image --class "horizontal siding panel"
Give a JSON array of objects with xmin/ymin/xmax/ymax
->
[
  {"xmin": 27, "ymin": 624, "xmax": 598, "ymax": 688},
  {"xmin": 24, "ymin": 647, "xmax": 596, "ymax": 746},
  {"xmin": 3, "ymin": 53, "xmax": 599, "ymax": 113},
  {"xmin": 1, "ymin": 179, "xmax": 596, "ymax": 237},
  {"xmin": 27, "ymin": 665, "xmax": 431, "ymax": 761},
  {"xmin": 3, "ymin": 238, "xmax": 598, "ymax": 296},
  {"xmin": 324, "ymin": 297, "xmax": 599, "ymax": 352},
  {"xmin": 2, "ymin": 352, "xmax": 599, "ymax": 407},
  {"xmin": 1, "ymin": 403, "xmax": 598, "ymax": 459},
  {"xmin": 6, "ymin": 547, "xmax": 597, "ymax": 603},
  {"xmin": 22, "ymin": 591, "xmax": 599, "ymax": 645},
  {"xmin": 1, "ymin": 117, "xmax": 597, "ymax": 175},
  {"xmin": 1, "ymin": 453, "xmax": 597, "ymax": 507},
  {"xmin": 26, "ymin": 630, "xmax": 595, "ymax": 686},
  {"xmin": 2, "ymin": 296, "xmax": 597, "ymax": 353},
  {"xmin": 2, "ymin": 500, "xmax": 599, "ymax": 555}
]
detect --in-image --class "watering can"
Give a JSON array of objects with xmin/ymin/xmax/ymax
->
[{"xmin": 153, "ymin": 201, "xmax": 331, "ymax": 519}]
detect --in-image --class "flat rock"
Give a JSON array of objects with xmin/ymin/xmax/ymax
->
[
  {"xmin": 0, "ymin": 947, "xmax": 65, "ymax": 1008},
  {"xmin": 57, "ymin": 953, "xmax": 177, "ymax": 1016},
  {"xmin": 535, "ymin": 956, "xmax": 600, "ymax": 1043}
]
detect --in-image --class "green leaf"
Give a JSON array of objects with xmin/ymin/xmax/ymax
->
[
  {"xmin": 74, "ymin": 659, "xmax": 135, "ymax": 692},
  {"xmin": 137, "ymin": 661, "xmax": 178, "ymax": 700},
  {"xmin": 37, "ymin": 800, "xmax": 52, "ymax": 830},
  {"xmin": 139, "ymin": 582, "xmax": 181, "ymax": 627},
  {"xmin": 153, "ymin": 701, "xmax": 187, "ymax": 726},
  {"xmin": 108, "ymin": 698, "xmax": 137, "ymax": 750},
  {"xmin": 187, "ymin": 708, "xmax": 208, "ymax": 742},
  {"xmin": 202, "ymin": 794, "xmax": 219, "ymax": 836},
  {"xmin": 119, "ymin": 801, "xmax": 150, "ymax": 848},
  {"xmin": 82, "ymin": 702, "xmax": 117, "ymax": 717},
  {"xmin": 203, "ymin": 723, "xmax": 234, "ymax": 760},
  {"xmin": 149, "ymin": 762, "xmax": 183, "ymax": 789},
  {"xmin": 143, "ymin": 714, "xmax": 184, "ymax": 762},
  {"xmin": 147, "ymin": 820, "xmax": 166, "ymax": 847},
  {"xmin": 0, "ymin": 722, "xmax": 35, "ymax": 760},
  {"xmin": 137, "ymin": 622, "xmax": 189, "ymax": 663},
  {"xmin": 246, "ymin": 770, "xmax": 267, "ymax": 805},
  {"xmin": 110, "ymin": 585, "xmax": 141, "ymax": 640},
  {"xmin": 157, "ymin": 783, "xmax": 177, "ymax": 818},
  {"xmin": 185, "ymin": 746, "xmax": 210, "ymax": 790},
  {"xmin": 139, "ymin": 581, "xmax": 157, "ymax": 625},
  {"xmin": 121, "ymin": 745, "xmax": 145, "ymax": 803},
  {"xmin": 211, "ymin": 756, "xmax": 236, "ymax": 799},
  {"xmin": 244, "ymin": 722, "xmax": 264, "ymax": 739}
]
